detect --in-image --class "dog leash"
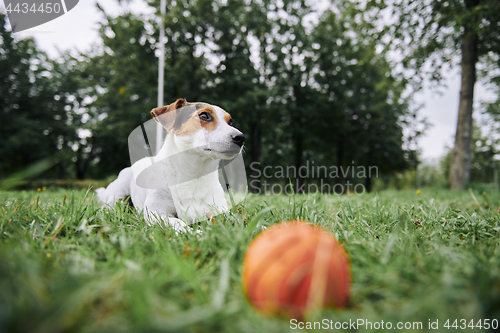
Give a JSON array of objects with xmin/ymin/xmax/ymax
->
[{"xmin": 220, "ymin": 159, "xmax": 236, "ymax": 208}]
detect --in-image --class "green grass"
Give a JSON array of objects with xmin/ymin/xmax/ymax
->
[{"xmin": 1, "ymin": 188, "xmax": 499, "ymax": 332}]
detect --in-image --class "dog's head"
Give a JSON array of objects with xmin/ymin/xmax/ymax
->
[{"xmin": 151, "ymin": 99, "xmax": 245, "ymax": 160}]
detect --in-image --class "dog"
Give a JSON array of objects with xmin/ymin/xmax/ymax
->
[{"xmin": 96, "ymin": 98, "xmax": 245, "ymax": 233}]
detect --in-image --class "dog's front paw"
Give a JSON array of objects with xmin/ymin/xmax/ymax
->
[
  {"xmin": 167, "ymin": 217, "xmax": 203, "ymax": 236},
  {"xmin": 166, "ymin": 217, "xmax": 189, "ymax": 233}
]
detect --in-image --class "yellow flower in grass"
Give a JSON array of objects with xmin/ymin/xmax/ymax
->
[
  {"xmin": 416, "ymin": 190, "xmax": 421, "ymax": 194},
  {"xmin": 42, "ymin": 187, "xmax": 46, "ymax": 191},
  {"xmin": 37, "ymin": 188, "xmax": 41, "ymax": 192}
]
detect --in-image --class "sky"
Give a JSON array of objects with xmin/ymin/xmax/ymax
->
[{"xmin": 1, "ymin": 0, "xmax": 497, "ymax": 162}]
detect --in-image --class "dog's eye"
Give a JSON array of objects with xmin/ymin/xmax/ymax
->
[
  {"xmin": 198, "ymin": 112, "xmax": 213, "ymax": 122},
  {"xmin": 228, "ymin": 118, "xmax": 233, "ymax": 126}
]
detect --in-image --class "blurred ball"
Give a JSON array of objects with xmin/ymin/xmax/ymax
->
[{"xmin": 242, "ymin": 220, "xmax": 351, "ymax": 319}]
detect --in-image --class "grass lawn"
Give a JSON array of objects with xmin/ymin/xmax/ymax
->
[{"xmin": 0, "ymin": 188, "xmax": 499, "ymax": 332}]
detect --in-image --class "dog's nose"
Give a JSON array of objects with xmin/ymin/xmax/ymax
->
[{"xmin": 232, "ymin": 134, "xmax": 246, "ymax": 147}]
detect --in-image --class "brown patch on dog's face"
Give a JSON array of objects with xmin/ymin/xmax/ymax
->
[
  {"xmin": 175, "ymin": 105, "xmax": 218, "ymax": 136},
  {"xmin": 224, "ymin": 112, "xmax": 232, "ymax": 126},
  {"xmin": 198, "ymin": 106, "xmax": 218, "ymax": 132}
]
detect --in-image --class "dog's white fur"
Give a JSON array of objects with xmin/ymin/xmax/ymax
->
[{"xmin": 95, "ymin": 99, "xmax": 244, "ymax": 233}]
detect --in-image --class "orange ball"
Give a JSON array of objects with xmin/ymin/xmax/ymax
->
[{"xmin": 242, "ymin": 220, "xmax": 351, "ymax": 319}]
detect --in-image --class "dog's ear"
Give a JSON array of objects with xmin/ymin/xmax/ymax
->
[{"xmin": 151, "ymin": 99, "xmax": 188, "ymax": 130}]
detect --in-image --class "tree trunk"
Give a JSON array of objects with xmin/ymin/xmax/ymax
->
[
  {"xmin": 335, "ymin": 142, "xmax": 343, "ymax": 193},
  {"xmin": 449, "ymin": 25, "xmax": 477, "ymax": 190},
  {"xmin": 365, "ymin": 173, "xmax": 372, "ymax": 193},
  {"xmin": 249, "ymin": 122, "xmax": 261, "ymax": 193},
  {"xmin": 294, "ymin": 134, "xmax": 304, "ymax": 194}
]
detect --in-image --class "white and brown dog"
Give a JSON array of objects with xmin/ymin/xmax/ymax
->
[{"xmin": 96, "ymin": 98, "xmax": 245, "ymax": 233}]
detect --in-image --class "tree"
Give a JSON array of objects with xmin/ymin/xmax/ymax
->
[
  {"xmin": 85, "ymin": 1, "xmax": 219, "ymax": 178},
  {"xmin": 52, "ymin": 52, "xmax": 103, "ymax": 180},
  {"xmin": 0, "ymin": 0, "xmax": 420, "ymax": 186},
  {"xmin": 311, "ymin": 9, "xmax": 410, "ymax": 192},
  {"xmin": 84, "ymin": 10, "xmax": 160, "ymax": 177},
  {"xmin": 386, "ymin": 0, "xmax": 500, "ymax": 189},
  {"xmin": 0, "ymin": 14, "xmax": 74, "ymax": 179},
  {"xmin": 442, "ymin": 122, "xmax": 499, "ymax": 186},
  {"xmin": 469, "ymin": 124, "xmax": 498, "ymax": 184},
  {"xmin": 253, "ymin": 0, "xmax": 317, "ymax": 193},
  {"xmin": 155, "ymin": 0, "xmax": 272, "ymax": 191}
]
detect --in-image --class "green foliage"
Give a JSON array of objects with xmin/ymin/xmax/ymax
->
[
  {"xmin": 386, "ymin": 0, "xmax": 500, "ymax": 86},
  {"xmin": 1, "ymin": 0, "xmax": 421, "ymax": 190},
  {"xmin": 82, "ymin": 10, "xmax": 160, "ymax": 177},
  {"xmin": 440, "ymin": 122, "xmax": 500, "ymax": 186},
  {"xmin": 376, "ymin": 0, "xmax": 500, "ymax": 189},
  {"xmin": 1, "ymin": 189, "xmax": 499, "ymax": 331},
  {"xmin": 0, "ymin": 14, "xmax": 72, "ymax": 179},
  {"xmin": 470, "ymin": 127, "xmax": 497, "ymax": 184},
  {"xmin": 374, "ymin": 163, "xmax": 449, "ymax": 191},
  {"xmin": 311, "ymin": 10, "xmax": 409, "ymax": 190},
  {"xmin": 0, "ymin": 13, "xmax": 106, "ymax": 182}
]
